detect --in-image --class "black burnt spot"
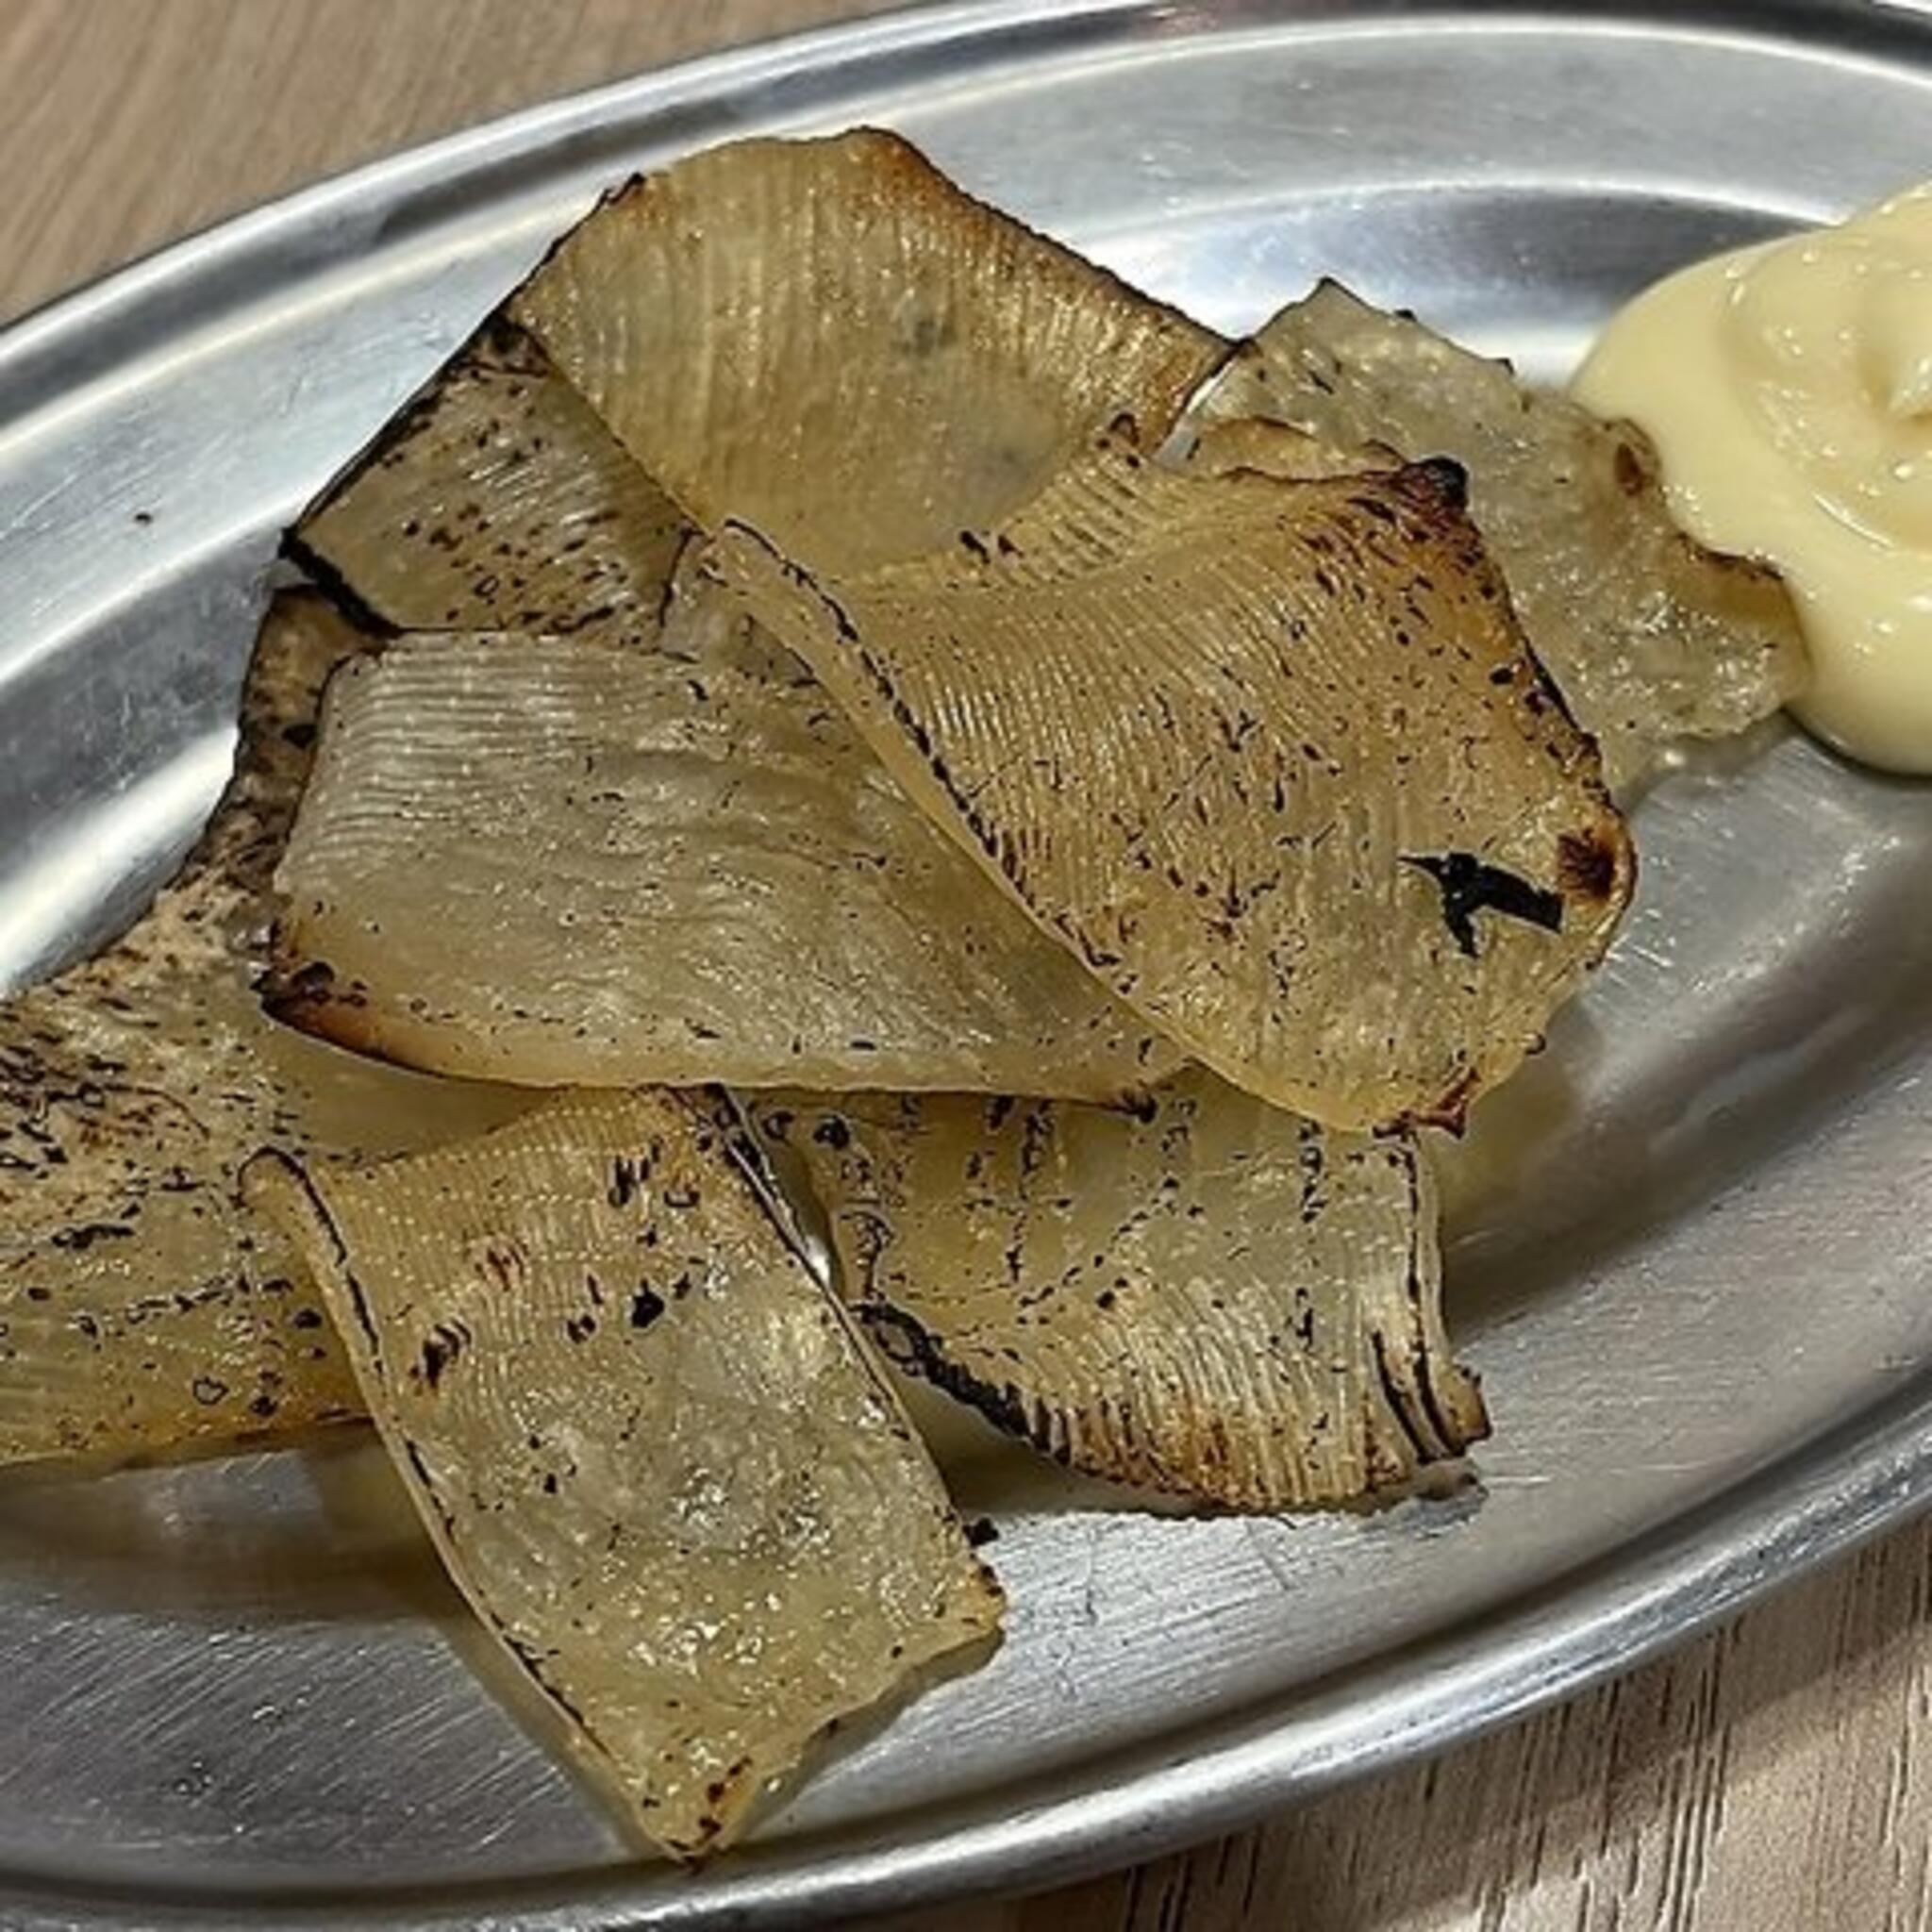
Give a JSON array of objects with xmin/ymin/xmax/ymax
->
[
  {"xmin": 810, "ymin": 1115, "xmax": 852, "ymax": 1151},
  {"xmin": 1402, "ymin": 851, "xmax": 1563, "ymax": 959},
  {"xmin": 278, "ymin": 531, "xmax": 400, "ymax": 639},
  {"xmin": 478, "ymin": 1240, "xmax": 527, "ymax": 1293},
  {"xmin": 1556, "ymin": 826, "xmax": 1622, "ymax": 903},
  {"xmin": 1411, "ymin": 1065, "xmax": 1482, "ymax": 1137},
  {"xmin": 1370, "ymin": 1330, "xmax": 1439, "ymax": 1467},
  {"xmin": 50, "ymin": 1221, "xmax": 133, "ymax": 1253},
  {"xmin": 861, "ymin": 1304, "xmax": 1058, "ymax": 1461},
  {"xmin": 414, "ymin": 1321, "xmax": 468, "ymax": 1391},
  {"xmin": 1017, "ymin": 1107, "xmax": 1054, "ymax": 1182},
  {"xmin": 263, "ymin": 958, "xmax": 340, "ymax": 1018},
  {"xmin": 608, "ymin": 1157, "xmax": 641, "ymax": 1208},
  {"xmin": 629, "ymin": 1287, "xmax": 667, "ymax": 1330},
  {"xmin": 1403, "ymin": 456, "xmax": 1470, "ymax": 514}
]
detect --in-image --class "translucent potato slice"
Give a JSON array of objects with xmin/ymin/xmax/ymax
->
[
  {"xmin": 1199, "ymin": 280, "xmax": 1809, "ymax": 787},
  {"xmin": 744, "ymin": 1070, "xmax": 1487, "ymax": 1510},
  {"xmin": 720, "ymin": 441, "xmax": 1633, "ymax": 1131},
  {"xmin": 0, "ymin": 593, "xmax": 523, "ymax": 1466},
  {"xmin": 267, "ymin": 608, "xmax": 1177, "ymax": 1099},
  {"xmin": 251, "ymin": 1090, "xmax": 1002, "ymax": 1858},
  {"xmin": 508, "ymin": 128, "xmax": 1226, "ymax": 573},
  {"xmin": 288, "ymin": 315, "xmax": 690, "ymax": 641},
  {"xmin": 324, "ymin": 128, "xmax": 1632, "ymax": 1126}
]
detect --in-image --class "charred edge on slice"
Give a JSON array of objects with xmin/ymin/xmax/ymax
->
[
  {"xmin": 724, "ymin": 525, "xmax": 1051, "ymax": 918},
  {"xmin": 285, "ymin": 310, "xmax": 551, "ymax": 532},
  {"xmin": 857, "ymin": 1302, "xmax": 1065, "ymax": 1464},
  {"xmin": 250, "ymin": 1153, "xmax": 386, "ymax": 1369},
  {"xmin": 1399, "ymin": 1145, "xmax": 1486, "ymax": 1454},
  {"xmin": 277, "ymin": 530, "xmax": 402, "ymax": 640},
  {"xmin": 1556, "ymin": 825, "xmax": 1623, "ymax": 904},
  {"xmin": 1368, "ymin": 1329, "xmax": 1440, "ymax": 1471},
  {"xmin": 1392, "ymin": 454, "xmax": 1471, "ymax": 515}
]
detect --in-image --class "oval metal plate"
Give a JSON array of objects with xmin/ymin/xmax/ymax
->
[{"xmin": 3, "ymin": 3, "xmax": 1932, "ymax": 1925}]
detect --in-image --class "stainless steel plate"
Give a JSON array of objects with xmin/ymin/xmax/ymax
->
[{"xmin": 3, "ymin": 2, "xmax": 1931, "ymax": 1925}]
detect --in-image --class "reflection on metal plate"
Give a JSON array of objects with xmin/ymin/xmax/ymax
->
[{"xmin": 1, "ymin": 2, "xmax": 1930, "ymax": 1925}]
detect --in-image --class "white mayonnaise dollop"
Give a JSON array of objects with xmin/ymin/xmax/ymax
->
[{"xmin": 1574, "ymin": 183, "xmax": 1932, "ymax": 774}]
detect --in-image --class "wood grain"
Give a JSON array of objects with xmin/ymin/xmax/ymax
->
[{"xmin": 3, "ymin": 5, "xmax": 1924, "ymax": 1929}]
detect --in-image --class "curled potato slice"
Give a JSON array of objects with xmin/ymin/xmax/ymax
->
[
  {"xmin": 0, "ymin": 594, "xmax": 522, "ymax": 1466},
  {"xmin": 721, "ymin": 441, "xmax": 1632, "ymax": 1130},
  {"xmin": 288, "ymin": 316, "xmax": 690, "ymax": 641},
  {"xmin": 745, "ymin": 1071, "xmax": 1487, "ymax": 1510},
  {"xmin": 508, "ymin": 127, "xmax": 1226, "ymax": 571},
  {"xmin": 251, "ymin": 1089, "xmax": 1002, "ymax": 1859},
  {"xmin": 1198, "ymin": 280, "xmax": 1809, "ymax": 787},
  {"xmin": 267, "ymin": 609, "xmax": 1177, "ymax": 1099}
]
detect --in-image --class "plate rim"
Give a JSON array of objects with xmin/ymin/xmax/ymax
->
[{"xmin": 4, "ymin": 0, "xmax": 1931, "ymax": 1924}]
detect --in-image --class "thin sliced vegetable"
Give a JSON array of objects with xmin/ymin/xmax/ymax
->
[
  {"xmin": 250, "ymin": 1089, "xmax": 1002, "ymax": 1858},
  {"xmin": 720, "ymin": 439, "xmax": 1632, "ymax": 1130},
  {"xmin": 1198, "ymin": 280, "xmax": 1809, "ymax": 786},
  {"xmin": 745, "ymin": 1071, "xmax": 1486, "ymax": 1510},
  {"xmin": 289, "ymin": 316, "xmax": 689, "ymax": 641},
  {"xmin": 267, "ymin": 604, "xmax": 1177, "ymax": 1100},
  {"xmin": 0, "ymin": 593, "xmax": 522, "ymax": 1466},
  {"xmin": 508, "ymin": 127, "xmax": 1225, "ymax": 571}
]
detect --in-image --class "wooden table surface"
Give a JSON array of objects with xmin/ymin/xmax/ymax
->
[{"xmin": 5, "ymin": 4, "xmax": 1928, "ymax": 1928}]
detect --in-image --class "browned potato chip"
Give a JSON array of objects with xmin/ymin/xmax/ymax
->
[
  {"xmin": 1197, "ymin": 280, "xmax": 1809, "ymax": 786},
  {"xmin": 720, "ymin": 439, "xmax": 1632, "ymax": 1131},
  {"xmin": 745, "ymin": 1072, "xmax": 1486, "ymax": 1510},
  {"xmin": 0, "ymin": 593, "xmax": 524, "ymax": 1466},
  {"xmin": 251, "ymin": 1089, "xmax": 1002, "ymax": 1858},
  {"xmin": 508, "ymin": 127, "xmax": 1225, "ymax": 571},
  {"xmin": 267, "ymin": 605, "xmax": 1177, "ymax": 1100},
  {"xmin": 289, "ymin": 316, "xmax": 690, "ymax": 641}
]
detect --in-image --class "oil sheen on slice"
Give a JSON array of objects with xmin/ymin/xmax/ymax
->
[{"xmin": 251, "ymin": 1089, "xmax": 1001, "ymax": 1859}]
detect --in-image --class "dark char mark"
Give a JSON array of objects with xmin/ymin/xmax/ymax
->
[
  {"xmin": 1402, "ymin": 851, "xmax": 1563, "ymax": 959},
  {"xmin": 860, "ymin": 1304, "xmax": 1061, "ymax": 1464}
]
